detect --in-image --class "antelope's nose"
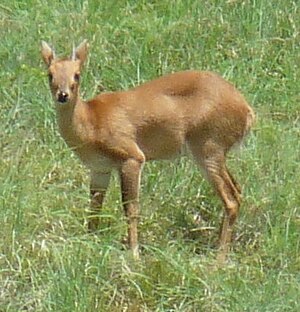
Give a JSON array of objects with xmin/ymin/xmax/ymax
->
[{"xmin": 57, "ymin": 91, "xmax": 69, "ymax": 103}]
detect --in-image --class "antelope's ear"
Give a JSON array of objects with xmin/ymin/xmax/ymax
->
[
  {"xmin": 41, "ymin": 41, "xmax": 55, "ymax": 67},
  {"xmin": 72, "ymin": 39, "xmax": 89, "ymax": 65}
]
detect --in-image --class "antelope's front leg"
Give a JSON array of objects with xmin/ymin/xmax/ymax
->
[
  {"xmin": 120, "ymin": 158, "xmax": 144, "ymax": 259},
  {"xmin": 88, "ymin": 171, "xmax": 111, "ymax": 231}
]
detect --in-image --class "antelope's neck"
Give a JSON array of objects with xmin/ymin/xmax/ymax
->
[{"xmin": 56, "ymin": 98, "xmax": 82, "ymax": 149}]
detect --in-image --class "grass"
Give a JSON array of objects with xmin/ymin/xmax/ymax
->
[{"xmin": 0, "ymin": 0, "xmax": 300, "ymax": 311}]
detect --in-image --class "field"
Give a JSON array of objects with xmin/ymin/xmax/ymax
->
[{"xmin": 0, "ymin": 0, "xmax": 300, "ymax": 311}]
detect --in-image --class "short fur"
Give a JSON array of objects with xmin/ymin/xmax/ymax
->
[{"xmin": 41, "ymin": 40, "xmax": 255, "ymax": 262}]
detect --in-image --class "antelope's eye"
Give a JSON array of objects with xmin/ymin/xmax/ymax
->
[
  {"xmin": 48, "ymin": 73, "xmax": 53, "ymax": 82},
  {"xmin": 74, "ymin": 73, "xmax": 80, "ymax": 82}
]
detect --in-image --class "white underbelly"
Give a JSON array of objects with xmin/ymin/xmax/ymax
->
[{"xmin": 78, "ymin": 149, "xmax": 116, "ymax": 173}]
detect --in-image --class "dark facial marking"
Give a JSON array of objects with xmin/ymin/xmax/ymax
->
[
  {"xmin": 48, "ymin": 73, "xmax": 53, "ymax": 83},
  {"xmin": 74, "ymin": 73, "xmax": 80, "ymax": 82}
]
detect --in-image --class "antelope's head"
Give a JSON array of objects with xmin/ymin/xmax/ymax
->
[{"xmin": 41, "ymin": 40, "xmax": 88, "ymax": 104}]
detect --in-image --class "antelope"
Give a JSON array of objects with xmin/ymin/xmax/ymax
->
[{"xmin": 41, "ymin": 40, "xmax": 254, "ymax": 262}]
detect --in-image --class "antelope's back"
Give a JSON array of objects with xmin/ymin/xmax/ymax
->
[{"xmin": 130, "ymin": 70, "xmax": 254, "ymax": 156}]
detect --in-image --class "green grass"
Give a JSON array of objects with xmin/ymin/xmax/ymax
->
[{"xmin": 1, "ymin": 0, "xmax": 300, "ymax": 311}]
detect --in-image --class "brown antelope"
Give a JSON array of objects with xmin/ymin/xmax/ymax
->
[{"xmin": 41, "ymin": 40, "xmax": 254, "ymax": 262}]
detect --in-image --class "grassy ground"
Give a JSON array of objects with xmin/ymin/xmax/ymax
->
[{"xmin": 1, "ymin": 0, "xmax": 300, "ymax": 311}]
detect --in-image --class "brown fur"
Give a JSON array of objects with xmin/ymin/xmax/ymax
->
[{"xmin": 41, "ymin": 40, "xmax": 255, "ymax": 262}]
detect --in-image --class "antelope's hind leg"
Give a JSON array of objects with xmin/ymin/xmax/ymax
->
[{"xmin": 190, "ymin": 142, "xmax": 241, "ymax": 263}]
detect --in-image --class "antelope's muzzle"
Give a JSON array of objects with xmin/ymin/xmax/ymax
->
[{"xmin": 57, "ymin": 91, "xmax": 69, "ymax": 103}]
